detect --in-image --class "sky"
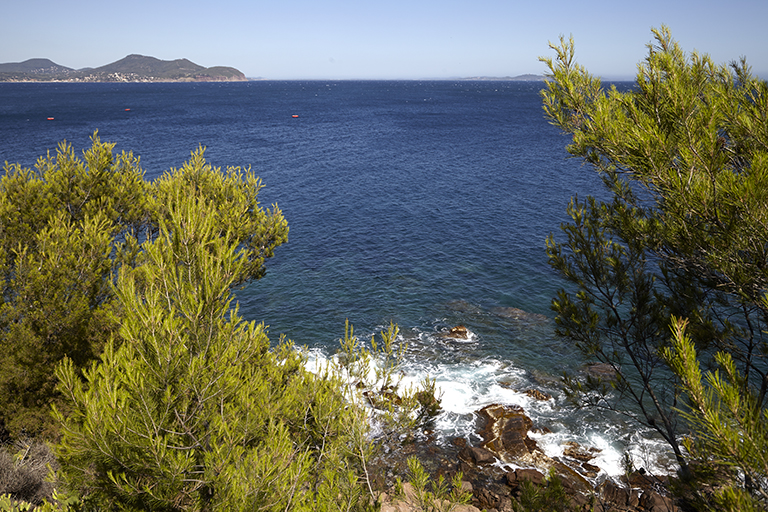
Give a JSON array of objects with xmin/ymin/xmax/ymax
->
[{"xmin": 3, "ymin": 0, "xmax": 767, "ymax": 80}]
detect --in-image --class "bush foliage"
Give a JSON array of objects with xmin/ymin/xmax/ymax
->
[{"xmin": 0, "ymin": 134, "xmax": 287, "ymax": 440}]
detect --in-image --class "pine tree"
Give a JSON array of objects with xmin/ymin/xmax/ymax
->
[
  {"xmin": 0, "ymin": 135, "xmax": 288, "ymax": 440},
  {"xmin": 541, "ymin": 26, "xmax": 768, "ymax": 477},
  {"xmin": 665, "ymin": 316, "xmax": 768, "ymax": 510},
  {"xmin": 0, "ymin": 135, "xmax": 148, "ymax": 438},
  {"xmin": 54, "ymin": 179, "xmax": 372, "ymax": 511}
]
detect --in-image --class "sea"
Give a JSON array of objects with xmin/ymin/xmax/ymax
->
[{"xmin": 0, "ymin": 80, "xmax": 675, "ymax": 479}]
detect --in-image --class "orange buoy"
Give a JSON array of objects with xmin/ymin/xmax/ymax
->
[
  {"xmin": 47, "ymin": 117, "xmax": 54, "ymax": 120},
  {"xmin": 125, "ymin": 108, "xmax": 131, "ymax": 111},
  {"xmin": 292, "ymin": 114, "xmax": 299, "ymax": 118}
]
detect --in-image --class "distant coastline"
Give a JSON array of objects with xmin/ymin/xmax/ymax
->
[
  {"xmin": 459, "ymin": 74, "xmax": 548, "ymax": 81},
  {"xmin": 0, "ymin": 58, "xmax": 549, "ymax": 83},
  {"xmin": 0, "ymin": 55, "xmax": 246, "ymax": 83}
]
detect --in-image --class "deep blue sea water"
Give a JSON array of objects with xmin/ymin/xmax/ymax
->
[{"xmin": 0, "ymin": 81, "xmax": 673, "ymax": 477}]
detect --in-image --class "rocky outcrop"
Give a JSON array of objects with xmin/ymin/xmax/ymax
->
[
  {"xmin": 451, "ymin": 403, "xmax": 680, "ymax": 511},
  {"xmin": 444, "ymin": 325, "xmax": 470, "ymax": 339},
  {"xmin": 476, "ymin": 404, "xmax": 536, "ymax": 462}
]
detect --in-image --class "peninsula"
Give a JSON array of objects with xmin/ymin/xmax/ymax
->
[{"xmin": 0, "ymin": 55, "xmax": 247, "ymax": 82}]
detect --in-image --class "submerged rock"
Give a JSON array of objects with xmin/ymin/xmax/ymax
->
[
  {"xmin": 491, "ymin": 306, "xmax": 549, "ymax": 323},
  {"xmin": 585, "ymin": 362, "xmax": 617, "ymax": 379}
]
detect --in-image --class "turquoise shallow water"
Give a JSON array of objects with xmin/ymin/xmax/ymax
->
[{"xmin": 0, "ymin": 80, "xmax": 675, "ymax": 477}]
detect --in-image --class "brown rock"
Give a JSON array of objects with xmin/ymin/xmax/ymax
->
[
  {"xmin": 562, "ymin": 441, "xmax": 600, "ymax": 462},
  {"xmin": 549, "ymin": 460, "xmax": 594, "ymax": 495},
  {"xmin": 446, "ymin": 325, "xmax": 470, "ymax": 339},
  {"xmin": 600, "ymin": 479, "xmax": 628, "ymax": 507},
  {"xmin": 524, "ymin": 388, "xmax": 552, "ymax": 401},
  {"xmin": 581, "ymin": 462, "xmax": 600, "ymax": 476},
  {"xmin": 515, "ymin": 468, "xmax": 546, "ymax": 486},
  {"xmin": 477, "ymin": 404, "xmax": 535, "ymax": 462},
  {"xmin": 458, "ymin": 446, "xmax": 497, "ymax": 466},
  {"xmin": 475, "ymin": 488, "xmax": 500, "ymax": 510}
]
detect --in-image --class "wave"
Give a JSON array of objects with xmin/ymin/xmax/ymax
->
[{"xmin": 304, "ymin": 325, "xmax": 679, "ymax": 482}]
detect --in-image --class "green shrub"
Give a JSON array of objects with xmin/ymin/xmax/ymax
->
[{"xmin": 53, "ymin": 183, "xmax": 370, "ymax": 511}]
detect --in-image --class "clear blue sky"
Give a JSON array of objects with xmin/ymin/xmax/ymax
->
[{"xmin": 3, "ymin": 0, "xmax": 767, "ymax": 79}]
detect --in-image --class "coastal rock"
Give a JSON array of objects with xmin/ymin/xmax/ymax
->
[
  {"xmin": 476, "ymin": 404, "xmax": 535, "ymax": 461},
  {"xmin": 639, "ymin": 490, "xmax": 677, "ymax": 512},
  {"xmin": 581, "ymin": 461, "xmax": 600, "ymax": 477},
  {"xmin": 474, "ymin": 488, "xmax": 501, "ymax": 510},
  {"xmin": 600, "ymin": 479, "xmax": 631, "ymax": 507},
  {"xmin": 562, "ymin": 441, "xmax": 600, "ymax": 462},
  {"xmin": 458, "ymin": 446, "xmax": 497, "ymax": 466},
  {"xmin": 445, "ymin": 325, "xmax": 470, "ymax": 339},
  {"xmin": 524, "ymin": 388, "xmax": 552, "ymax": 401},
  {"xmin": 506, "ymin": 468, "xmax": 545, "ymax": 487}
]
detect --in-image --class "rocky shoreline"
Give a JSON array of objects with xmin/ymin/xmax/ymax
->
[{"xmin": 372, "ymin": 401, "xmax": 680, "ymax": 512}]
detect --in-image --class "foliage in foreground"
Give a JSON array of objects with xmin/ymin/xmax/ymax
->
[
  {"xmin": 541, "ymin": 25, "xmax": 768, "ymax": 482},
  {"xmin": 512, "ymin": 469, "xmax": 572, "ymax": 512},
  {"xmin": 53, "ymin": 167, "xmax": 371, "ymax": 511},
  {"xmin": 331, "ymin": 320, "xmax": 443, "ymax": 439},
  {"xmin": 0, "ymin": 136, "xmax": 450, "ymax": 510},
  {"xmin": 665, "ymin": 316, "xmax": 768, "ymax": 510},
  {"xmin": 393, "ymin": 457, "xmax": 471, "ymax": 512},
  {"xmin": 0, "ymin": 135, "xmax": 288, "ymax": 440}
]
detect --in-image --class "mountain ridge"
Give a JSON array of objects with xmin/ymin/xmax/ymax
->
[{"xmin": 0, "ymin": 55, "xmax": 246, "ymax": 82}]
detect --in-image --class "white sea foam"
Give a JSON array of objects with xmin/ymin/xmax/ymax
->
[{"xmin": 302, "ymin": 336, "xmax": 678, "ymax": 480}]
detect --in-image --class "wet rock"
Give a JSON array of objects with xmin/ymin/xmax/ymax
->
[
  {"xmin": 445, "ymin": 325, "xmax": 470, "ymax": 339},
  {"xmin": 477, "ymin": 404, "xmax": 535, "ymax": 462},
  {"xmin": 639, "ymin": 490, "xmax": 678, "ymax": 512},
  {"xmin": 549, "ymin": 460, "xmax": 594, "ymax": 495},
  {"xmin": 562, "ymin": 441, "xmax": 600, "ymax": 462},
  {"xmin": 524, "ymin": 388, "xmax": 552, "ymax": 401},
  {"xmin": 581, "ymin": 462, "xmax": 600, "ymax": 477}
]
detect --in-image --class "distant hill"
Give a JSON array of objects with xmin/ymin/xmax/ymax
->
[
  {"xmin": 0, "ymin": 58, "xmax": 75, "ymax": 75},
  {"xmin": 0, "ymin": 55, "xmax": 246, "ymax": 82}
]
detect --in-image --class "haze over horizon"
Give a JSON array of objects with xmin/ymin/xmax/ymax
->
[{"xmin": 3, "ymin": 0, "xmax": 767, "ymax": 80}]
